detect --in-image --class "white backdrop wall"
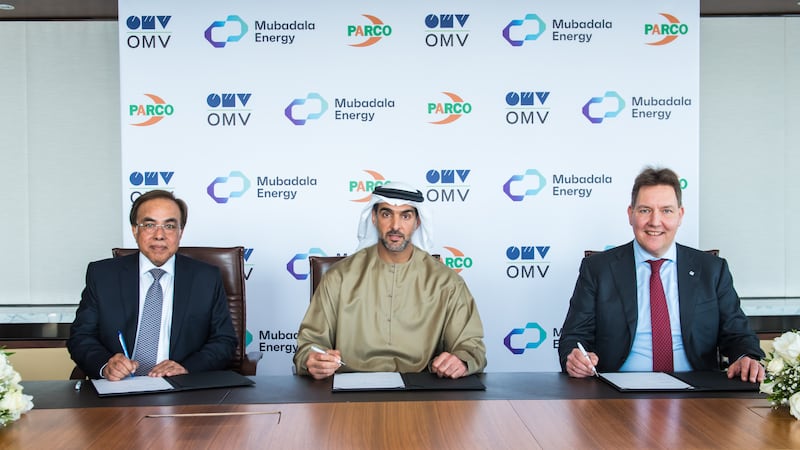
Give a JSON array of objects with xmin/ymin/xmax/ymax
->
[
  {"xmin": 3, "ymin": 15, "xmax": 799, "ymax": 373},
  {"xmin": 118, "ymin": 1, "xmax": 698, "ymax": 373}
]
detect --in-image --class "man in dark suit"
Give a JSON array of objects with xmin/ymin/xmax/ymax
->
[
  {"xmin": 68, "ymin": 190, "xmax": 237, "ymax": 380},
  {"xmin": 559, "ymin": 167, "xmax": 764, "ymax": 382}
]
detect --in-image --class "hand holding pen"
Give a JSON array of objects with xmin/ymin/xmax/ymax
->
[
  {"xmin": 103, "ymin": 331, "xmax": 138, "ymax": 381},
  {"xmin": 306, "ymin": 345, "xmax": 346, "ymax": 380},
  {"xmin": 577, "ymin": 342, "xmax": 598, "ymax": 377}
]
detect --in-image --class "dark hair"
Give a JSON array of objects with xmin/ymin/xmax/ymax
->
[
  {"xmin": 129, "ymin": 190, "xmax": 188, "ymax": 228},
  {"xmin": 630, "ymin": 167, "xmax": 682, "ymax": 207}
]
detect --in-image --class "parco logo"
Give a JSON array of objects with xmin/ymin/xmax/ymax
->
[
  {"xmin": 207, "ymin": 93, "xmax": 252, "ymax": 127},
  {"xmin": 350, "ymin": 170, "xmax": 389, "ymax": 203},
  {"xmin": 207, "ymin": 171, "xmax": 251, "ymax": 204},
  {"xmin": 424, "ymin": 13, "xmax": 469, "ymax": 47},
  {"xmin": 502, "ymin": 14, "xmax": 545, "ymax": 46},
  {"xmin": 286, "ymin": 248, "xmax": 327, "ymax": 280},
  {"xmin": 428, "ymin": 92, "xmax": 471, "ymax": 124},
  {"xmin": 582, "ymin": 91, "xmax": 625, "ymax": 124},
  {"xmin": 125, "ymin": 15, "xmax": 172, "ymax": 49},
  {"xmin": 645, "ymin": 13, "xmax": 688, "ymax": 46},
  {"xmin": 442, "ymin": 246, "xmax": 472, "ymax": 274},
  {"xmin": 425, "ymin": 169, "xmax": 470, "ymax": 203},
  {"xmin": 503, "ymin": 169, "xmax": 546, "ymax": 201},
  {"xmin": 348, "ymin": 14, "xmax": 392, "ymax": 47},
  {"xmin": 129, "ymin": 94, "xmax": 173, "ymax": 127},
  {"xmin": 285, "ymin": 93, "xmax": 328, "ymax": 125},
  {"xmin": 205, "ymin": 15, "xmax": 248, "ymax": 48},
  {"xmin": 504, "ymin": 323, "xmax": 547, "ymax": 354}
]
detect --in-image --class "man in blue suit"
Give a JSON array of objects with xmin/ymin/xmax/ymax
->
[
  {"xmin": 68, "ymin": 190, "xmax": 237, "ymax": 380},
  {"xmin": 559, "ymin": 167, "xmax": 764, "ymax": 382}
]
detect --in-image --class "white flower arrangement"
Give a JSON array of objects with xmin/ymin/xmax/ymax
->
[
  {"xmin": 760, "ymin": 330, "xmax": 800, "ymax": 419},
  {"xmin": 0, "ymin": 350, "xmax": 34, "ymax": 426}
]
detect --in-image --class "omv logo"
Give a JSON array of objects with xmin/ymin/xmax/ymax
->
[
  {"xmin": 502, "ymin": 14, "xmax": 545, "ymax": 46},
  {"xmin": 582, "ymin": 91, "xmax": 625, "ymax": 124},
  {"xmin": 645, "ymin": 13, "xmax": 688, "ymax": 46},
  {"xmin": 129, "ymin": 171, "xmax": 174, "ymax": 187},
  {"xmin": 503, "ymin": 169, "xmax": 546, "ymax": 201},
  {"xmin": 126, "ymin": 15, "xmax": 171, "ymax": 31},
  {"xmin": 428, "ymin": 92, "xmax": 472, "ymax": 125},
  {"xmin": 286, "ymin": 248, "xmax": 327, "ymax": 280},
  {"xmin": 504, "ymin": 322, "xmax": 546, "ymax": 354},
  {"xmin": 205, "ymin": 15, "xmax": 248, "ymax": 48},
  {"xmin": 349, "ymin": 170, "xmax": 389, "ymax": 203},
  {"xmin": 129, "ymin": 94, "xmax": 174, "ymax": 127},
  {"xmin": 347, "ymin": 14, "xmax": 392, "ymax": 47},
  {"xmin": 285, "ymin": 93, "xmax": 328, "ymax": 125},
  {"xmin": 207, "ymin": 171, "xmax": 251, "ymax": 204}
]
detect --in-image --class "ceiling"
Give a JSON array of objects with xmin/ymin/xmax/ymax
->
[{"xmin": 0, "ymin": 0, "xmax": 798, "ymax": 20}]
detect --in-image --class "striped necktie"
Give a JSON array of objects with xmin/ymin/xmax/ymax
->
[{"xmin": 133, "ymin": 268, "xmax": 165, "ymax": 375}]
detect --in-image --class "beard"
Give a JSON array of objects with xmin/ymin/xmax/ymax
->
[{"xmin": 379, "ymin": 232, "xmax": 411, "ymax": 253}]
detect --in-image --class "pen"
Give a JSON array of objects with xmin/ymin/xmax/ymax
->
[
  {"xmin": 117, "ymin": 330, "xmax": 134, "ymax": 378},
  {"xmin": 311, "ymin": 345, "xmax": 346, "ymax": 366},
  {"xmin": 577, "ymin": 342, "xmax": 598, "ymax": 377}
]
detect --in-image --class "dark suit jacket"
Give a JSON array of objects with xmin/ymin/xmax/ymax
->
[
  {"xmin": 558, "ymin": 242, "xmax": 763, "ymax": 372},
  {"xmin": 67, "ymin": 252, "xmax": 238, "ymax": 378}
]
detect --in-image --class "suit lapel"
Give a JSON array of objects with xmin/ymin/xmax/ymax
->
[
  {"xmin": 170, "ymin": 253, "xmax": 191, "ymax": 356},
  {"xmin": 676, "ymin": 244, "xmax": 698, "ymax": 343},
  {"xmin": 611, "ymin": 242, "xmax": 639, "ymax": 340},
  {"xmin": 120, "ymin": 253, "xmax": 140, "ymax": 353}
]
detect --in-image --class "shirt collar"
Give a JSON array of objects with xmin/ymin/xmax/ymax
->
[
  {"xmin": 138, "ymin": 252, "xmax": 176, "ymax": 278},
  {"xmin": 632, "ymin": 239, "xmax": 676, "ymax": 266}
]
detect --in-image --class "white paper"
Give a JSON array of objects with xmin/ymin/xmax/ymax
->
[
  {"xmin": 91, "ymin": 376, "xmax": 174, "ymax": 395},
  {"xmin": 599, "ymin": 372, "xmax": 694, "ymax": 390},
  {"xmin": 333, "ymin": 372, "xmax": 405, "ymax": 390}
]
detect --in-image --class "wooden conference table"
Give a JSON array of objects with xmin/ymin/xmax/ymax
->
[{"xmin": 4, "ymin": 372, "xmax": 799, "ymax": 449}]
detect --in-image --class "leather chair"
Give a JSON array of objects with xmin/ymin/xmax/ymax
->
[
  {"xmin": 70, "ymin": 246, "xmax": 262, "ymax": 379},
  {"xmin": 309, "ymin": 255, "xmax": 347, "ymax": 298},
  {"xmin": 584, "ymin": 249, "xmax": 719, "ymax": 257}
]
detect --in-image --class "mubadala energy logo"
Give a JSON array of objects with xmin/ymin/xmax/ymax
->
[
  {"xmin": 333, "ymin": 96, "xmax": 396, "ymax": 122},
  {"xmin": 256, "ymin": 175, "xmax": 318, "ymax": 200},
  {"xmin": 253, "ymin": 18, "xmax": 316, "ymax": 45},
  {"xmin": 551, "ymin": 173, "xmax": 612, "ymax": 199},
  {"xmin": 630, "ymin": 95, "xmax": 692, "ymax": 120}
]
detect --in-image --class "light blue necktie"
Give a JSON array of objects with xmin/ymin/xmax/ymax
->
[{"xmin": 133, "ymin": 268, "xmax": 165, "ymax": 375}]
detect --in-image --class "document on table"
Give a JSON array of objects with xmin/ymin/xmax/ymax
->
[
  {"xmin": 599, "ymin": 372, "xmax": 694, "ymax": 391},
  {"xmin": 91, "ymin": 376, "xmax": 174, "ymax": 395},
  {"xmin": 333, "ymin": 372, "xmax": 405, "ymax": 391}
]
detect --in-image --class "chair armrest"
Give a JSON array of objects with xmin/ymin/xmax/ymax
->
[{"xmin": 238, "ymin": 351, "xmax": 264, "ymax": 376}]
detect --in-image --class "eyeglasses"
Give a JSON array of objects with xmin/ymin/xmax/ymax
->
[{"xmin": 137, "ymin": 223, "xmax": 180, "ymax": 234}]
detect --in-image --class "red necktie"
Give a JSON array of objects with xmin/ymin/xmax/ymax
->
[{"xmin": 647, "ymin": 259, "xmax": 673, "ymax": 372}]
